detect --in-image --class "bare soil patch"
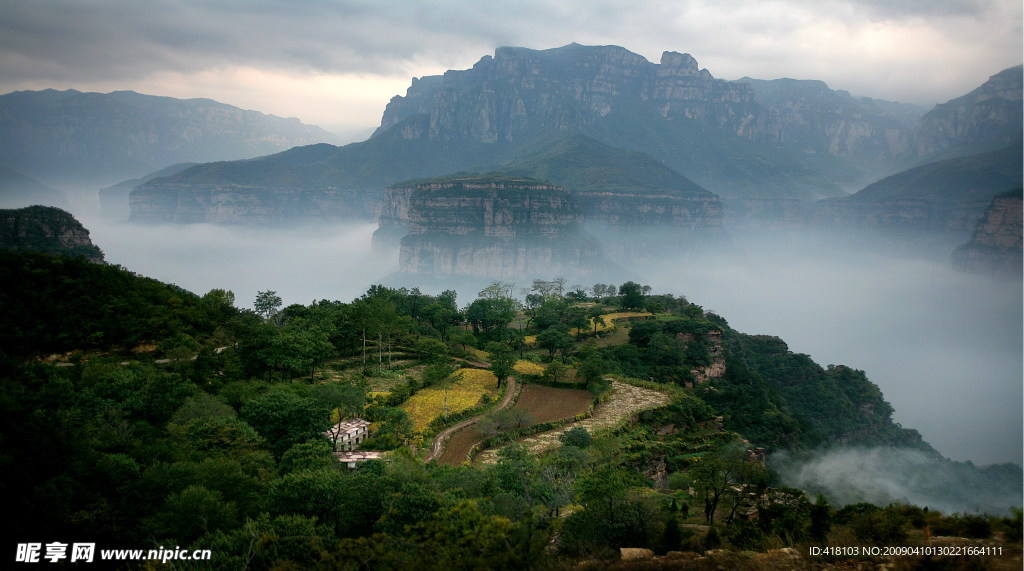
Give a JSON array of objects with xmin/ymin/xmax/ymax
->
[{"xmin": 513, "ymin": 384, "xmax": 591, "ymax": 423}]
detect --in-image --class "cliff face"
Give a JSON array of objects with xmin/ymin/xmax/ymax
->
[
  {"xmin": 374, "ymin": 44, "xmax": 892, "ymax": 199},
  {"xmin": 812, "ymin": 196, "xmax": 990, "ymax": 233},
  {"xmin": 738, "ymin": 77, "xmax": 920, "ymax": 165},
  {"xmin": 379, "ymin": 45, "xmax": 768, "ymax": 144},
  {"xmin": 0, "ymin": 205, "xmax": 104, "ymax": 262},
  {"xmin": 130, "ymin": 183, "xmax": 378, "ymax": 224},
  {"xmin": 397, "ymin": 176, "xmax": 603, "ymax": 279},
  {"xmin": 951, "ymin": 190, "xmax": 1023, "ymax": 278},
  {"xmin": 914, "ymin": 66, "xmax": 1023, "ymax": 159}
]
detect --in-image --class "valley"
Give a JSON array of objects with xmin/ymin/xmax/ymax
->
[{"xmin": 1, "ymin": 14, "xmax": 1020, "ymax": 566}]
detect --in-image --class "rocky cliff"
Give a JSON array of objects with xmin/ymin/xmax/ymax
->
[
  {"xmin": 951, "ymin": 189, "xmax": 1022, "ymax": 278},
  {"xmin": 737, "ymin": 77, "xmax": 921, "ymax": 182},
  {"xmin": 914, "ymin": 66, "xmax": 1023, "ymax": 160},
  {"xmin": 380, "ymin": 45, "xmax": 767, "ymax": 144},
  {"xmin": 374, "ymin": 44, "xmax": 880, "ymax": 199},
  {"xmin": 376, "ymin": 133, "xmax": 727, "ymax": 255},
  {"xmin": 397, "ymin": 175, "xmax": 604, "ymax": 279},
  {"xmin": 129, "ymin": 182, "xmax": 377, "ymax": 225},
  {"xmin": 0, "ymin": 205, "xmax": 104, "ymax": 262}
]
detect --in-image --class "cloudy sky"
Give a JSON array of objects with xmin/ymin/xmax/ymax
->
[{"xmin": 1, "ymin": 0, "xmax": 1021, "ymax": 140}]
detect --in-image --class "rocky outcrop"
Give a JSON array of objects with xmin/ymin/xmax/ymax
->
[
  {"xmin": 397, "ymin": 175, "xmax": 604, "ymax": 279},
  {"xmin": 915, "ymin": 66, "xmax": 1023, "ymax": 160},
  {"xmin": 951, "ymin": 189, "xmax": 1022, "ymax": 278},
  {"xmin": 677, "ymin": 330, "xmax": 726, "ymax": 387},
  {"xmin": 0, "ymin": 205, "xmax": 103, "ymax": 262},
  {"xmin": 130, "ymin": 183, "xmax": 377, "ymax": 224}
]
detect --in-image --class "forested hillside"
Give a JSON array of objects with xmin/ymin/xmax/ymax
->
[{"xmin": 1, "ymin": 253, "xmax": 1019, "ymax": 568}]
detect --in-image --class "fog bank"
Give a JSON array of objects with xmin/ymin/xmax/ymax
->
[
  {"xmin": 638, "ymin": 231, "xmax": 1022, "ymax": 466},
  {"xmin": 772, "ymin": 447, "xmax": 1023, "ymax": 516},
  {"xmin": 80, "ymin": 216, "xmax": 397, "ymax": 310}
]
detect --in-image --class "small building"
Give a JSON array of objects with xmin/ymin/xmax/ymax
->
[
  {"xmin": 323, "ymin": 418, "xmax": 371, "ymax": 452},
  {"xmin": 333, "ymin": 451, "xmax": 386, "ymax": 469}
]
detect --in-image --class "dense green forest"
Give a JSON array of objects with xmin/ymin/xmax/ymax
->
[{"xmin": 1, "ymin": 251, "xmax": 1019, "ymax": 569}]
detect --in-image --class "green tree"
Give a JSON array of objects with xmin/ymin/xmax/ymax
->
[
  {"xmin": 279, "ymin": 438, "xmax": 338, "ymax": 474},
  {"xmin": 618, "ymin": 281, "xmax": 646, "ymax": 310},
  {"xmin": 689, "ymin": 441, "xmax": 766, "ymax": 524},
  {"xmin": 239, "ymin": 388, "xmax": 330, "ymax": 457},
  {"xmin": 485, "ymin": 341, "xmax": 516, "ymax": 386},
  {"xmin": 536, "ymin": 326, "xmax": 574, "ymax": 362},
  {"xmin": 254, "ymin": 290, "xmax": 283, "ymax": 325},
  {"xmin": 465, "ymin": 297, "xmax": 517, "ymax": 335},
  {"xmin": 559, "ymin": 426, "xmax": 593, "ymax": 448}
]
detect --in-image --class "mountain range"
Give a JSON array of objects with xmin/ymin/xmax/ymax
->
[
  {"xmin": 0, "ymin": 89, "xmax": 339, "ymax": 189},
  {"xmin": 1, "ymin": 44, "xmax": 1019, "ymax": 277}
]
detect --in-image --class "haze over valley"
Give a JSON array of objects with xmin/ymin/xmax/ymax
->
[{"xmin": 2, "ymin": 1, "xmax": 1022, "ymax": 565}]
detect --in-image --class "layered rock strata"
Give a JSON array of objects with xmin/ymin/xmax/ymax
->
[
  {"xmin": 397, "ymin": 176, "xmax": 602, "ymax": 279},
  {"xmin": 951, "ymin": 190, "xmax": 1023, "ymax": 278},
  {"xmin": 130, "ymin": 183, "xmax": 377, "ymax": 224}
]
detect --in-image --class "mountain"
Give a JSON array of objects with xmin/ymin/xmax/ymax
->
[
  {"xmin": 128, "ymin": 45, "xmax": 1020, "ymax": 237},
  {"xmin": 135, "ymin": 43, "xmax": 934, "ymax": 225},
  {"xmin": 0, "ymin": 205, "xmax": 103, "ymax": 262},
  {"xmin": 375, "ymin": 44, "xmax": 861, "ymax": 199},
  {"xmin": 129, "ymin": 144, "xmax": 382, "ymax": 224},
  {"xmin": 0, "ymin": 89, "xmax": 340, "ymax": 188},
  {"xmin": 98, "ymin": 162, "xmax": 198, "ymax": 220},
  {"xmin": 951, "ymin": 189, "xmax": 1022, "ymax": 278},
  {"xmin": 0, "ymin": 167, "xmax": 67, "ymax": 208},
  {"xmin": 812, "ymin": 145, "xmax": 1023, "ymax": 233},
  {"xmin": 736, "ymin": 77, "xmax": 924, "ymax": 178},
  {"xmin": 375, "ymin": 133, "xmax": 727, "ymax": 265},
  {"xmin": 914, "ymin": 65, "xmax": 1023, "ymax": 161}
]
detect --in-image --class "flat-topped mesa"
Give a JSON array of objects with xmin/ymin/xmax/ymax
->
[{"xmin": 397, "ymin": 174, "xmax": 602, "ymax": 279}]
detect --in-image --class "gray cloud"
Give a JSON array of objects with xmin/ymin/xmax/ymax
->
[{"xmin": 1, "ymin": 0, "xmax": 1019, "ymax": 107}]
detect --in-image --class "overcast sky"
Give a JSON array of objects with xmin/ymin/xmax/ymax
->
[{"xmin": 1, "ymin": 0, "xmax": 1021, "ymax": 140}]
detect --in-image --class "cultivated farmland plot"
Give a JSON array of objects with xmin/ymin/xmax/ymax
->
[
  {"xmin": 401, "ymin": 368, "xmax": 498, "ymax": 432},
  {"xmin": 435, "ymin": 384, "xmax": 592, "ymax": 464},
  {"xmin": 474, "ymin": 380, "xmax": 670, "ymax": 463}
]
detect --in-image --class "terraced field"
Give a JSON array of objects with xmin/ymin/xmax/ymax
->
[
  {"xmin": 474, "ymin": 380, "xmax": 669, "ymax": 463},
  {"xmin": 435, "ymin": 384, "xmax": 593, "ymax": 465},
  {"xmin": 514, "ymin": 384, "xmax": 592, "ymax": 423},
  {"xmin": 401, "ymin": 368, "xmax": 498, "ymax": 432}
]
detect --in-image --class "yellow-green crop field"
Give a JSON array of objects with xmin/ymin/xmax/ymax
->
[
  {"xmin": 573, "ymin": 311, "xmax": 654, "ymax": 336},
  {"xmin": 401, "ymin": 368, "xmax": 498, "ymax": 432},
  {"xmin": 513, "ymin": 360, "xmax": 546, "ymax": 376}
]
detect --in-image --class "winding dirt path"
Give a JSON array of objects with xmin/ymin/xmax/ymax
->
[{"xmin": 424, "ymin": 376, "xmax": 519, "ymax": 463}]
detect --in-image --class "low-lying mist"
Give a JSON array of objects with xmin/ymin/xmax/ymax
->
[
  {"xmin": 771, "ymin": 447, "xmax": 1023, "ymax": 516},
  {"xmin": 79, "ymin": 215, "xmax": 398, "ymax": 310},
  {"xmin": 79, "ymin": 215, "xmax": 1021, "ymax": 468},
  {"xmin": 634, "ymin": 229, "xmax": 1022, "ymax": 466}
]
